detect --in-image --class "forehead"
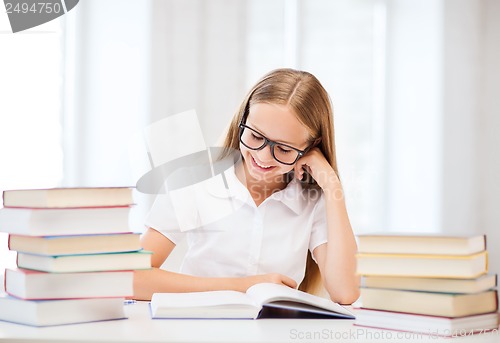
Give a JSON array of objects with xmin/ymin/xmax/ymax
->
[{"xmin": 247, "ymin": 103, "xmax": 310, "ymax": 146}]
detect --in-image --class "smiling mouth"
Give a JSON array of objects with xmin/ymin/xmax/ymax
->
[{"xmin": 251, "ymin": 156, "xmax": 275, "ymax": 171}]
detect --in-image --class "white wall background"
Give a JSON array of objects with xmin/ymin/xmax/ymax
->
[
  {"xmin": 1, "ymin": 0, "xmax": 499, "ymax": 276},
  {"xmin": 0, "ymin": 12, "xmax": 64, "ymax": 274},
  {"xmin": 479, "ymin": 0, "xmax": 500, "ymax": 280}
]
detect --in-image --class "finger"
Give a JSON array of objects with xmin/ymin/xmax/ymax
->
[
  {"xmin": 281, "ymin": 275, "xmax": 298, "ymax": 289},
  {"xmin": 294, "ymin": 160, "xmax": 305, "ymax": 180}
]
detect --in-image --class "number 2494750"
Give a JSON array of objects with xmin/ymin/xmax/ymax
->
[{"xmin": 5, "ymin": 2, "xmax": 63, "ymax": 14}]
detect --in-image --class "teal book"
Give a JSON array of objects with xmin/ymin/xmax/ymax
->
[{"xmin": 16, "ymin": 250, "xmax": 152, "ymax": 273}]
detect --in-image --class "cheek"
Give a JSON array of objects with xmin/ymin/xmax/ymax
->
[
  {"xmin": 239, "ymin": 144, "xmax": 250, "ymax": 158},
  {"xmin": 240, "ymin": 145, "xmax": 256, "ymax": 165}
]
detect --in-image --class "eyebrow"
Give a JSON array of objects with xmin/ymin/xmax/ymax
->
[{"xmin": 246, "ymin": 122, "xmax": 304, "ymax": 147}]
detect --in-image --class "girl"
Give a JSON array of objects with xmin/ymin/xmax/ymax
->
[{"xmin": 134, "ymin": 68, "xmax": 360, "ymax": 304}]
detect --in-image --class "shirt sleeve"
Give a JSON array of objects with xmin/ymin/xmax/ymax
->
[
  {"xmin": 144, "ymin": 192, "xmax": 186, "ymax": 245},
  {"xmin": 309, "ymin": 192, "xmax": 328, "ymax": 255}
]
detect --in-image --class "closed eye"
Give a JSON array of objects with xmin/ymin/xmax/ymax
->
[
  {"xmin": 276, "ymin": 145, "xmax": 293, "ymax": 154},
  {"xmin": 251, "ymin": 133, "xmax": 264, "ymax": 141}
]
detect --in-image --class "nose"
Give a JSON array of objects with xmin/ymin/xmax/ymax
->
[{"xmin": 255, "ymin": 144, "xmax": 274, "ymax": 163}]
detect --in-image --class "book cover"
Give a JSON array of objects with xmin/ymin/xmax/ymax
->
[
  {"xmin": 0, "ymin": 294, "xmax": 126, "ymax": 327},
  {"xmin": 356, "ymin": 233, "xmax": 486, "ymax": 255},
  {"xmin": 362, "ymin": 274, "xmax": 497, "ymax": 294},
  {"xmin": 0, "ymin": 206, "xmax": 132, "ymax": 236},
  {"xmin": 356, "ymin": 251, "xmax": 488, "ymax": 278},
  {"xmin": 8, "ymin": 232, "xmax": 141, "ymax": 255},
  {"xmin": 5, "ymin": 268, "xmax": 134, "ymax": 299},
  {"xmin": 354, "ymin": 308, "xmax": 500, "ymax": 337},
  {"xmin": 16, "ymin": 250, "xmax": 152, "ymax": 273},
  {"xmin": 359, "ymin": 288, "xmax": 498, "ymax": 317}
]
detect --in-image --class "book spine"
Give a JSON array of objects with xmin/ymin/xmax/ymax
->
[
  {"xmin": 358, "ymin": 272, "xmax": 488, "ymax": 279},
  {"xmin": 3, "ymin": 205, "xmax": 133, "ymax": 209},
  {"xmin": 495, "ymin": 290, "xmax": 499, "ymax": 312},
  {"xmin": 356, "ymin": 251, "xmax": 487, "ymax": 259}
]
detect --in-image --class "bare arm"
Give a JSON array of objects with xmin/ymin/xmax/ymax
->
[
  {"xmin": 312, "ymin": 186, "xmax": 360, "ymax": 304},
  {"xmin": 295, "ymin": 149, "xmax": 360, "ymax": 304},
  {"xmin": 133, "ymin": 228, "xmax": 297, "ymax": 300}
]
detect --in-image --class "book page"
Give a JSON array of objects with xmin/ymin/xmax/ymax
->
[
  {"xmin": 245, "ymin": 283, "xmax": 353, "ymax": 317},
  {"xmin": 152, "ymin": 290, "xmax": 256, "ymax": 308},
  {"xmin": 150, "ymin": 290, "xmax": 261, "ymax": 319}
]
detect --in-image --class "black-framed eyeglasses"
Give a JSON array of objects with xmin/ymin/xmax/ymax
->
[{"xmin": 238, "ymin": 123, "xmax": 309, "ymax": 165}]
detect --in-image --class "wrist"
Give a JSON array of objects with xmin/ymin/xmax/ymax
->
[
  {"xmin": 316, "ymin": 169, "xmax": 341, "ymax": 191},
  {"xmin": 323, "ymin": 181, "xmax": 344, "ymax": 200}
]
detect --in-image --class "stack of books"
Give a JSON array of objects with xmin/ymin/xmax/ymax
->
[
  {"xmin": 0, "ymin": 187, "xmax": 151, "ymax": 326},
  {"xmin": 354, "ymin": 233, "xmax": 499, "ymax": 337}
]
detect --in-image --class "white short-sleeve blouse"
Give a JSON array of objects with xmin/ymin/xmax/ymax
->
[{"xmin": 144, "ymin": 167, "xmax": 328, "ymax": 286}]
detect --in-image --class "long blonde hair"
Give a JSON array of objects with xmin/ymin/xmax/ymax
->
[{"xmin": 222, "ymin": 68, "xmax": 339, "ymax": 294}]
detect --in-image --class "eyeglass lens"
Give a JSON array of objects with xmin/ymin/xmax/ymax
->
[{"xmin": 240, "ymin": 126, "xmax": 300, "ymax": 165}]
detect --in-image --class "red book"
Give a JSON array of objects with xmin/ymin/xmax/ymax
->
[{"xmin": 0, "ymin": 206, "xmax": 132, "ymax": 236}]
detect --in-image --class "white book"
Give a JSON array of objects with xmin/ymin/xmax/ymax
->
[
  {"xmin": 359, "ymin": 288, "xmax": 498, "ymax": 317},
  {"xmin": 2, "ymin": 187, "xmax": 134, "ymax": 209},
  {"xmin": 0, "ymin": 206, "xmax": 131, "ymax": 236},
  {"xmin": 151, "ymin": 283, "xmax": 354, "ymax": 319},
  {"xmin": 356, "ymin": 233, "xmax": 486, "ymax": 255},
  {"xmin": 16, "ymin": 251, "xmax": 151, "ymax": 273},
  {"xmin": 5, "ymin": 268, "xmax": 134, "ymax": 299},
  {"xmin": 362, "ymin": 274, "xmax": 497, "ymax": 294},
  {"xmin": 0, "ymin": 294, "xmax": 126, "ymax": 327},
  {"xmin": 8, "ymin": 233, "xmax": 142, "ymax": 256},
  {"xmin": 356, "ymin": 251, "xmax": 488, "ymax": 278}
]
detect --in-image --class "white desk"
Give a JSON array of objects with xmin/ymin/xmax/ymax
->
[{"xmin": 0, "ymin": 302, "xmax": 498, "ymax": 343}]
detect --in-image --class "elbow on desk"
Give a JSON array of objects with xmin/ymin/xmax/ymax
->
[
  {"xmin": 329, "ymin": 287, "xmax": 360, "ymax": 305},
  {"xmin": 322, "ymin": 274, "xmax": 361, "ymax": 305}
]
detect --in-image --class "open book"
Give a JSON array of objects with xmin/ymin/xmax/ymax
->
[{"xmin": 150, "ymin": 283, "xmax": 355, "ymax": 319}]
